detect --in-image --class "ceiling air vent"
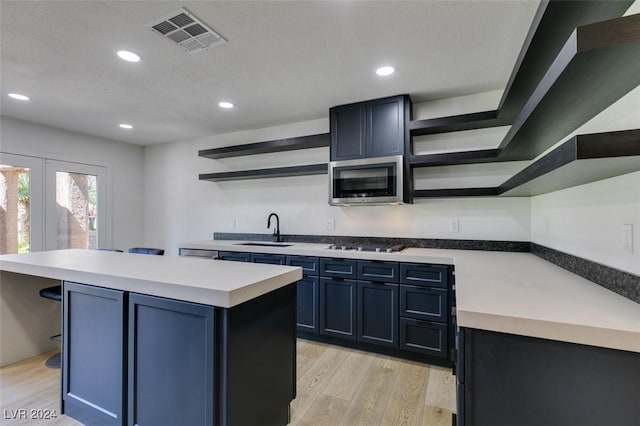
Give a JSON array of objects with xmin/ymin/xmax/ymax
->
[{"xmin": 148, "ymin": 8, "xmax": 225, "ymax": 53}]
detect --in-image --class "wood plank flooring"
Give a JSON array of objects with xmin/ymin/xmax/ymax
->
[{"xmin": 0, "ymin": 340, "xmax": 455, "ymax": 425}]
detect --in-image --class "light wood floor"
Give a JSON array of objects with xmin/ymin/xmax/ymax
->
[{"xmin": 0, "ymin": 340, "xmax": 455, "ymax": 425}]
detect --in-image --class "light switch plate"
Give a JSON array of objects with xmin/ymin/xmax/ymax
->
[{"xmin": 622, "ymin": 224, "xmax": 634, "ymax": 254}]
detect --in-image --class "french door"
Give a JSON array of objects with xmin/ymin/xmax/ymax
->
[
  {"xmin": 0, "ymin": 153, "xmax": 44, "ymax": 254},
  {"xmin": 45, "ymin": 160, "xmax": 107, "ymax": 250}
]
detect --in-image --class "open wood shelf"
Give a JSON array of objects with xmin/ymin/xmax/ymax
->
[
  {"xmin": 410, "ymin": 1, "xmax": 636, "ymax": 163},
  {"xmin": 198, "ymin": 133, "xmax": 329, "ymax": 159},
  {"xmin": 199, "ymin": 163, "xmax": 327, "ymax": 182},
  {"xmin": 409, "ymin": 110, "xmax": 507, "ymax": 136},
  {"xmin": 498, "ymin": 13, "xmax": 640, "ymax": 161},
  {"xmin": 412, "ymin": 130, "xmax": 640, "ymax": 199},
  {"xmin": 411, "ymin": 149, "xmax": 508, "ymax": 168},
  {"xmin": 412, "ymin": 188, "xmax": 499, "ymax": 198},
  {"xmin": 499, "ymin": 129, "xmax": 640, "ymax": 196}
]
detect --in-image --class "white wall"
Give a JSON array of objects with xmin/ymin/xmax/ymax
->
[
  {"xmin": 144, "ymin": 91, "xmax": 532, "ymax": 254},
  {"xmin": 0, "ymin": 116, "xmax": 145, "ymax": 250},
  {"xmin": 530, "ymin": 85, "xmax": 640, "ymax": 276}
]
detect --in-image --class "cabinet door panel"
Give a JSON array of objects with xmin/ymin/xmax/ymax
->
[
  {"xmin": 128, "ymin": 294, "xmax": 215, "ymax": 426},
  {"xmin": 297, "ymin": 277, "xmax": 319, "ymax": 333},
  {"xmin": 367, "ymin": 97, "xmax": 405, "ymax": 158},
  {"xmin": 63, "ymin": 282, "xmax": 125, "ymax": 426},
  {"xmin": 218, "ymin": 251, "xmax": 251, "ymax": 262},
  {"xmin": 357, "ymin": 281, "xmax": 398, "ymax": 348},
  {"xmin": 400, "ymin": 285, "xmax": 448, "ymax": 323},
  {"xmin": 330, "ymin": 103, "xmax": 366, "ymax": 160},
  {"xmin": 319, "ymin": 278, "xmax": 357, "ymax": 340},
  {"xmin": 399, "ymin": 318, "xmax": 448, "ymax": 358}
]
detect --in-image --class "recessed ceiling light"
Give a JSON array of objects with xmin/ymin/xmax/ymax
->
[
  {"xmin": 117, "ymin": 50, "xmax": 141, "ymax": 63},
  {"xmin": 219, "ymin": 101, "xmax": 234, "ymax": 109},
  {"xmin": 8, "ymin": 93, "xmax": 30, "ymax": 101},
  {"xmin": 119, "ymin": 123, "xmax": 133, "ymax": 129},
  {"xmin": 376, "ymin": 66, "xmax": 395, "ymax": 76}
]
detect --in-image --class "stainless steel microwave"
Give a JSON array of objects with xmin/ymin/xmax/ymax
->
[{"xmin": 328, "ymin": 155, "xmax": 404, "ymax": 205}]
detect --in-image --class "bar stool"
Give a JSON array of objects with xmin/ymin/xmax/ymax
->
[{"xmin": 39, "ymin": 248, "xmax": 123, "ymax": 368}]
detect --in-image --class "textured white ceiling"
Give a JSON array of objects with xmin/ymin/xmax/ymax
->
[{"xmin": 0, "ymin": 1, "xmax": 540, "ymax": 146}]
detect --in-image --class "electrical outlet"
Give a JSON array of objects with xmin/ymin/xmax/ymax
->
[
  {"xmin": 449, "ymin": 219, "xmax": 460, "ymax": 233},
  {"xmin": 622, "ymin": 224, "xmax": 634, "ymax": 254},
  {"xmin": 232, "ymin": 218, "xmax": 237, "ymax": 229},
  {"xmin": 325, "ymin": 219, "xmax": 335, "ymax": 231}
]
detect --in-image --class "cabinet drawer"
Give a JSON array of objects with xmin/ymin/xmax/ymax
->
[
  {"xmin": 320, "ymin": 258, "xmax": 357, "ymax": 279},
  {"xmin": 357, "ymin": 260, "xmax": 399, "ymax": 283},
  {"xmin": 400, "ymin": 263, "xmax": 449, "ymax": 288},
  {"xmin": 399, "ymin": 318, "xmax": 448, "ymax": 358},
  {"xmin": 251, "ymin": 253, "xmax": 286, "ymax": 265},
  {"xmin": 217, "ymin": 251, "xmax": 251, "ymax": 262},
  {"xmin": 400, "ymin": 285, "xmax": 448, "ymax": 323},
  {"xmin": 287, "ymin": 255, "xmax": 320, "ymax": 276}
]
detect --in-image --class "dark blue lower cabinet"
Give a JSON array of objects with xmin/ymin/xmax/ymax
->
[
  {"xmin": 217, "ymin": 251, "xmax": 251, "ymax": 262},
  {"xmin": 319, "ymin": 278, "xmax": 357, "ymax": 340},
  {"xmin": 399, "ymin": 317, "xmax": 448, "ymax": 358},
  {"xmin": 128, "ymin": 294, "xmax": 215, "ymax": 426},
  {"xmin": 297, "ymin": 276, "xmax": 319, "ymax": 333},
  {"xmin": 62, "ymin": 282, "xmax": 126, "ymax": 426},
  {"xmin": 357, "ymin": 281, "xmax": 398, "ymax": 348}
]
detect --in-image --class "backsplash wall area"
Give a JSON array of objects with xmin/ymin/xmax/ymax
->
[{"xmin": 143, "ymin": 89, "xmax": 639, "ymax": 278}]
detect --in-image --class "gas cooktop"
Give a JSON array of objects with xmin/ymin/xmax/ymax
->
[{"xmin": 326, "ymin": 244, "xmax": 406, "ymax": 253}]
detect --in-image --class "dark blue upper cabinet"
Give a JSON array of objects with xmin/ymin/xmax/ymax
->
[
  {"xmin": 330, "ymin": 95, "xmax": 410, "ymax": 161},
  {"xmin": 330, "ymin": 103, "xmax": 366, "ymax": 160}
]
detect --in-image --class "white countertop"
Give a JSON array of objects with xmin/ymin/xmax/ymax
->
[
  {"xmin": 0, "ymin": 249, "xmax": 302, "ymax": 308},
  {"xmin": 181, "ymin": 240, "xmax": 640, "ymax": 353}
]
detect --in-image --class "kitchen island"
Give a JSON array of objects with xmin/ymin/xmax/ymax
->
[
  {"xmin": 0, "ymin": 249, "xmax": 302, "ymax": 426},
  {"xmin": 181, "ymin": 239, "xmax": 640, "ymax": 426}
]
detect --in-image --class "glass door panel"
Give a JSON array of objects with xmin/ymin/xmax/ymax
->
[
  {"xmin": 54, "ymin": 171, "xmax": 98, "ymax": 249},
  {"xmin": 0, "ymin": 165, "xmax": 31, "ymax": 254},
  {"xmin": 0, "ymin": 153, "xmax": 44, "ymax": 253},
  {"xmin": 46, "ymin": 160, "xmax": 107, "ymax": 251}
]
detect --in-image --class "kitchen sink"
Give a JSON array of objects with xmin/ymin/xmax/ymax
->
[{"xmin": 235, "ymin": 242, "xmax": 293, "ymax": 247}]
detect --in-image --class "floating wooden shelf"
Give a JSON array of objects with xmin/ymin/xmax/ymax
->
[
  {"xmin": 409, "ymin": 110, "xmax": 507, "ymax": 136},
  {"xmin": 409, "ymin": 0, "xmax": 633, "ymax": 140},
  {"xmin": 410, "ymin": 149, "xmax": 505, "ymax": 168},
  {"xmin": 199, "ymin": 163, "xmax": 327, "ymax": 182},
  {"xmin": 412, "ymin": 188, "xmax": 499, "ymax": 198},
  {"xmin": 499, "ymin": 13, "xmax": 640, "ymax": 160},
  {"xmin": 199, "ymin": 133, "xmax": 330, "ymax": 159},
  {"xmin": 499, "ymin": 129, "xmax": 640, "ymax": 196},
  {"xmin": 495, "ymin": 0, "xmax": 633, "ymax": 123},
  {"xmin": 412, "ymin": 130, "xmax": 640, "ymax": 199}
]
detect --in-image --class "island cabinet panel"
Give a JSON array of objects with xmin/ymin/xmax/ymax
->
[
  {"xmin": 221, "ymin": 283, "xmax": 296, "ymax": 426},
  {"xmin": 128, "ymin": 294, "xmax": 215, "ymax": 426},
  {"xmin": 319, "ymin": 278, "xmax": 357, "ymax": 340},
  {"xmin": 356, "ymin": 281, "xmax": 399, "ymax": 348},
  {"xmin": 62, "ymin": 282, "xmax": 126, "ymax": 426},
  {"xmin": 460, "ymin": 328, "xmax": 640, "ymax": 426}
]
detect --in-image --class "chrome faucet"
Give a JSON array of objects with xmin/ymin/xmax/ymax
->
[{"xmin": 267, "ymin": 213, "xmax": 281, "ymax": 242}]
